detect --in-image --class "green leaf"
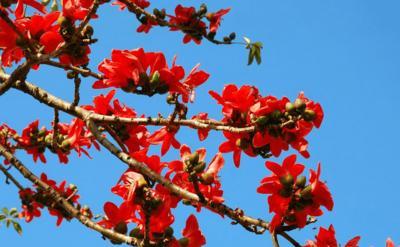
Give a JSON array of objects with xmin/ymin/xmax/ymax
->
[
  {"xmin": 0, "ymin": 214, "xmax": 6, "ymax": 221},
  {"xmin": 2, "ymin": 208, "xmax": 9, "ymax": 216},
  {"xmin": 9, "ymin": 208, "xmax": 18, "ymax": 218},
  {"xmin": 243, "ymin": 37, "xmax": 251, "ymax": 45},
  {"xmin": 12, "ymin": 221, "xmax": 22, "ymax": 235},
  {"xmin": 247, "ymin": 48, "xmax": 254, "ymax": 65},
  {"xmin": 246, "ymin": 42, "xmax": 263, "ymax": 65},
  {"xmin": 5, "ymin": 219, "xmax": 11, "ymax": 228}
]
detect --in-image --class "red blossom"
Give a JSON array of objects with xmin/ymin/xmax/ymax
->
[
  {"xmin": 98, "ymin": 201, "xmax": 134, "ymax": 229},
  {"xmin": 207, "ymin": 8, "xmax": 230, "ymax": 33},
  {"xmin": 0, "ymin": 18, "xmax": 24, "ymax": 67},
  {"xmin": 168, "ymin": 5, "xmax": 206, "ymax": 45},
  {"xmin": 192, "ymin": 113, "xmax": 210, "ymax": 141},
  {"xmin": 148, "ymin": 127, "xmax": 181, "ymax": 156},
  {"xmin": 181, "ymin": 214, "xmax": 206, "ymax": 247},
  {"xmin": 94, "ymin": 48, "xmax": 208, "ymax": 102},
  {"xmin": 257, "ymin": 155, "xmax": 333, "ymax": 232},
  {"xmin": 304, "ymin": 225, "xmax": 360, "ymax": 247},
  {"xmin": 14, "ymin": 0, "xmax": 46, "ymax": 19}
]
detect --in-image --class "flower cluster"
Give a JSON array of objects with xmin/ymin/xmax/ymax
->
[
  {"xmin": 210, "ymin": 84, "xmax": 323, "ymax": 167},
  {"xmin": 84, "ymin": 90, "xmax": 150, "ymax": 157},
  {"xmin": 0, "ymin": 124, "xmax": 17, "ymax": 164},
  {"xmin": 304, "ymin": 225, "xmax": 360, "ymax": 247},
  {"xmin": 0, "ymin": 9, "xmax": 95, "ymax": 67},
  {"xmin": 19, "ymin": 173, "xmax": 81, "ymax": 226},
  {"xmin": 15, "ymin": 119, "xmax": 98, "ymax": 164},
  {"xmin": 123, "ymin": 3, "xmax": 230, "ymax": 45},
  {"xmin": 93, "ymin": 48, "xmax": 209, "ymax": 102},
  {"xmin": 166, "ymin": 145, "xmax": 225, "ymax": 209},
  {"xmin": 257, "ymin": 155, "xmax": 333, "ymax": 232},
  {"xmin": 100, "ymin": 167, "xmax": 206, "ymax": 246}
]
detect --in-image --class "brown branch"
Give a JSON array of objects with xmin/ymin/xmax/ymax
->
[
  {"xmin": 0, "ymin": 143, "xmax": 139, "ymax": 246},
  {"xmin": 271, "ymin": 232, "xmax": 280, "ymax": 247},
  {"xmin": 117, "ymin": 0, "xmax": 232, "ymax": 45},
  {"xmin": 278, "ymin": 232, "xmax": 301, "ymax": 247},
  {"xmin": 72, "ymin": 75, "xmax": 81, "ymax": 106},
  {"xmin": 7, "ymin": 76, "xmax": 255, "ymax": 133},
  {"xmin": 52, "ymin": 109, "xmax": 59, "ymax": 149},
  {"xmin": 0, "ymin": 60, "xmax": 32, "ymax": 96},
  {"xmin": 42, "ymin": 60, "xmax": 103, "ymax": 79},
  {"xmin": 77, "ymin": 0, "xmax": 101, "ymax": 34}
]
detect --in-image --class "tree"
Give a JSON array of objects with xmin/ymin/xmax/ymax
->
[{"xmin": 0, "ymin": 1, "xmax": 397, "ymax": 247}]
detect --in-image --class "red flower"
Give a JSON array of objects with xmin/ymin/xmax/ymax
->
[
  {"xmin": 19, "ymin": 188, "xmax": 43, "ymax": 223},
  {"xmin": 0, "ymin": 18, "xmax": 23, "ymax": 67},
  {"xmin": 0, "ymin": 124, "xmax": 17, "ymax": 164},
  {"xmin": 111, "ymin": 169, "xmax": 147, "ymax": 202},
  {"xmin": 219, "ymin": 131, "xmax": 256, "ymax": 168},
  {"xmin": 192, "ymin": 113, "xmax": 210, "ymax": 141},
  {"xmin": 166, "ymin": 145, "xmax": 225, "ymax": 207},
  {"xmin": 257, "ymin": 155, "xmax": 333, "ymax": 232},
  {"xmin": 62, "ymin": 0, "xmax": 95, "ymax": 21},
  {"xmin": 94, "ymin": 49, "xmax": 209, "ymax": 102},
  {"xmin": 14, "ymin": 0, "xmax": 46, "ymax": 19},
  {"xmin": 168, "ymin": 5, "xmax": 207, "ymax": 45},
  {"xmin": 304, "ymin": 225, "xmax": 360, "ymax": 247},
  {"xmin": 386, "ymin": 238, "xmax": 399, "ymax": 247},
  {"xmin": 148, "ymin": 127, "xmax": 181, "ymax": 156},
  {"xmin": 209, "ymin": 84, "xmax": 259, "ymax": 119},
  {"xmin": 181, "ymin": 215, "xmax": 206, "ymax": 247},
  {"xmin": 309, "ymin": 164, "xmax": 334, "ymax": 211},
  {"xmin": 17, "ymin": 120, "xmax": 47, "ymax": 163},
  {"xmin": 207, "ymin": 8, "xmax": 230, "ymax": 33},
  {"xmin": 98, "ymin": 201, "xmax": 134, "ymax": 229}
]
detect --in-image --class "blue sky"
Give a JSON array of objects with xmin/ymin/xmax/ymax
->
[{"xmin": 1, "ymin": 0, "xmax": 400, "ymax": 246}]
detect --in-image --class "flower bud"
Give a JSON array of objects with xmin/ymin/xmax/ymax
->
[
  {"xmin": 229, "ymin": 32, "xmax": 236, "ymax": 40},
  {"xmin": 294, "ymin": 98, "xmax": 306, "ymax": 112},
  {"xmin": 193, "ymin": 161, "xmax": 206, "ymax": 173},
  {"xmin": 129, "ymin": 227, "xmax": 144, "ymax": 239},
  {"xmin": 67, "ymin": 71, "xmax": 76, "ymax": 79},
  {"xmin": 279, "ymin": 174, "xmax": 294, "ymax": 187},
  {"xmin": 255, "ymin": 116, "xmax": 268, "ymax": 126},
  {"xmin": 285, "ymin": 102, "xmax": 296, "ymax": 114},
  {"xmin": 279, "ymin": 188, "xmax": 292, "ymax": 198},
  {"xmin": 235, "ymin": 138, "xmax": 249, "ymax": 150},
  {"xmin": 198, "ymin": 4, "xmax": 207, "ymax": 16},
  {"xmin": 188, "ymin": 151, "xmax": 200, "ymax": 164},
  {"xmin": 271, "ymin": 110, "xmax": 282, "ymax": 120},
  {"xmin": 201, "ymin": 172, "xmax": 214, "ymax": 185},
  {"xmin": 68, "ymin": 183, "xmax": 77, "ymax": 191},
  {"xmin": 137, "ymin": 177, "xmax": 148, "ymax": 188},
  {"xmin": 295, "ymin": 176, "xmax": 306, "ymax": 188},
  {"xmin": 302, "ymin": 109, "xmax": 316, "ymax": 122},
  {"xmin": 179, "ymin": 237, "xmax": 190, "ymax": 247},
  {"xmin": 300, "ymin": 185, "xmax": 312, "ymax": 200},
  {"xmin": 164, "ymin": 227, "xmax": 174, "ymax": 238},
  {"xmin": 150, "ymin": 71, "xmax": 160, "ymax": 85},
  {"xmin": 166, "ymin": 94, "xmax": 176, "ymax": 104},
  {"xmin": 61, "ymin": 140, "xmax": 71, "ymax": 150},
  {"xmin": 114, "ymin": 222, "xmax": 128, "ymax": 234}
]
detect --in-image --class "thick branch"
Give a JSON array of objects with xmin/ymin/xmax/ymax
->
[
  {"xmin": 0, "ymin": 144, "xmax": 139, "ymax": 246},
  {"xmin": 6, "ymin": 75, "xmax": 254, "ymax": 133}
]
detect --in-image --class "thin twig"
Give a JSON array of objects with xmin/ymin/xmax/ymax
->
[
  {"xmin": 0, "ymin": 164, "xmax": 25, "ymax": 190},
  {"xmin": 52, "ymin": 109, "xmax": 59, "ymax": 149}
]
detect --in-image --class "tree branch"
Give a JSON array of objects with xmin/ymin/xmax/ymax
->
[{"xmin": 0, "ymin": 143, "xmax": 139, "ymax": 246}]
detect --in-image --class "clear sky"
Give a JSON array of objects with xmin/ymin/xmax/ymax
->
[{"xmin": 1, "ymin": 0, "xmax": 400, "ymax": 246}]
